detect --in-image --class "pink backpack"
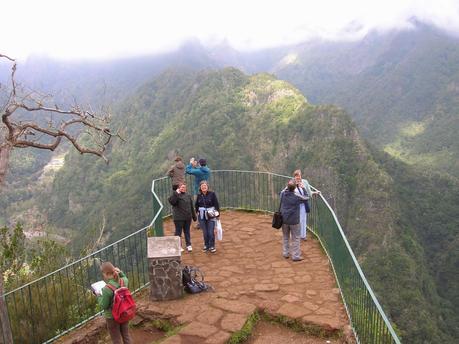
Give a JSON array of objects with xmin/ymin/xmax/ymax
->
[{"xmin": 105, "ymin": 278, "xmax": 136, "ymax": 323}]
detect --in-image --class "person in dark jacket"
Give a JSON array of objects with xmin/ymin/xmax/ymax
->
[
  {"xmin": 167, "ymin": 156, "xmax": 186, "ymax": 190},
  {"xmin": 195, "ymin": 180, "xmax": 220, "ymax": 253},
  {"xmin": 168, "ymin": 183, "xmax": 197, "ymax": 252},
  {"xmin": 280, "ymin": 180, "xmax": 309, "ymax": 261},
  {"xmin": 186, "ymin": 157, "xmax": 211, "ymax": 195},
  {"xmin": 98, "ymin": 262, "xmax": 131, "ymax": 344}
]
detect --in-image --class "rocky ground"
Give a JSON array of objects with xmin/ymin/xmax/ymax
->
[{"xmin": 59, "ymin": 210, "xmax": 353, "ymax": 343}]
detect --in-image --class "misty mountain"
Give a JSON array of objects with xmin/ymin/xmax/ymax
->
[
  {"xmin": 6, "ymin": 24, "xmax": 458, "ymax": 180},
  {"xmin": 271, "ymin": 24, "xmax": 459, "ymax": 179},
  {"xmin": 11, "ymin": 39, "xmax": 216, "ymax": 107}
]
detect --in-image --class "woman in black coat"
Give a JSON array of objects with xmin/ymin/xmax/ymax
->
[{"xmin": 168, "ymin": 183, "xmax": 197, "ymax": 252}]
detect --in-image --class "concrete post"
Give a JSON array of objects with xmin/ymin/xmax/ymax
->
[{"xmin": 147, "ymin": 236, "xmax": 183, "ymax": 301}]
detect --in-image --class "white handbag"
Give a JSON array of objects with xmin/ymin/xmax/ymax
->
[{"xmin": 215, "ymin": 219, "xmax": 223, "ymax": 240}]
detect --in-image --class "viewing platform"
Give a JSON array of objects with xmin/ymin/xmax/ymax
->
[
  {"xmin": 58, "ymin": 210, "xmax": 352, "ymax": 343},
  {"xmin": 0, "ymin": 170, "xmax": 400, "ymax": 343}
]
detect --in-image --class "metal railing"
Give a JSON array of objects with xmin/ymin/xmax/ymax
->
[
  {"xmin": 152, "ymin": 170, "xmax": 401, "ymax": 343},
  {"xmin": 0, "ymin": 178, "xmax": 166, "ymax": 343},
  {"xmin": 308, "ymin": 182, "xmax": 401, "ymax": 343},
  {"xmin": 1, "ymin": 170, "xmax": 400, "ymax": 343}
]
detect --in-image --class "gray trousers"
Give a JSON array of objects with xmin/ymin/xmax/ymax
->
[
  {"xmin": 106, "ymin": 318, "xmax": 132, "ymax": 344},
  {"xmin": 282, "ymin": 223, "xmax": 301, "ymax": 259}
]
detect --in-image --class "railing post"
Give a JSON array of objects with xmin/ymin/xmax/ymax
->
[
  {"xmin": 152, "ymin": 197, "xmax": 164, "ymax": 237},
  {"xmin": 0, "ymin": 274, "xmax": 13, "ymax": 344}
]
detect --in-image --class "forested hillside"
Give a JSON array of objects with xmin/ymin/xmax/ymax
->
[
  {"xmin": 273, "ymin": 24, "xmax": 459, "ymax": 180},
  {"xmin": 269, "ymin": 24, "xmax": 459, "ymax": 342},
  {"xmin": 0, "ymin": 42, "xmax": 214, "ymax": 231},
  {"xmin": 34, "ymin": 68, "xmax": 453, "ymax": 342}
]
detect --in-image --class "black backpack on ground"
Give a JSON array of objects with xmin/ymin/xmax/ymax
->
[{"xmin": 182, "ymin": 266, "xmax": 211, "ymax": 294}]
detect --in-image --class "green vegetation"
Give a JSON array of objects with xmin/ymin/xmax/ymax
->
[
  {"xmin": 227, "ymin": 310, "xmax": 342, "ymax": 344},
  {"xmin": 149, "ymin": 319, "xmax": 184, "ymax": 343},
  {"xmin": 274, "ymin": 25, "xmax": 459, "ymax": 342},
  {"xmin": 261, "ymin": 312, "xmax": 342, "ymax": 339},
  {"xmin": 276, "ymin": 25, "xmax": 459, "ymax": 180},
  {"xmin": 227, "ymin": 311, "xmax": 260, "ymax": 344},
  {"xmin": 0, "ymin": 223, "xmax": 89, "ymax": 342},
  {"xmin": 1, "ymin": 224, "xmax": 70, "ymax": 290},
  {"xmin": 372, "ymin": 148, "xmax": 459, "ymax": 341},
  {"xmin": 0, "ymin": 224, "xmax": 25, "ymax": 275}
]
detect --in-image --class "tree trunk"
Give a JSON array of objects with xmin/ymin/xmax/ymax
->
[
  {"xmin": 0, "ymin": 145, "xmax": 12, "ymax": 187},
  {"xmin": 0, "ymin": 145, "xmax": 13, "ymax": 342},
  {"xmin": 0, "ymin": 273, "xmax": 13, "ymax": 343}
]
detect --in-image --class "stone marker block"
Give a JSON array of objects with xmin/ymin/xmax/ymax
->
[{"xmin": 148, "ymin": 236, "xmax": 183, "ymax": 301}]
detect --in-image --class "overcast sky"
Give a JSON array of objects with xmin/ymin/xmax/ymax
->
[{"xmin": 3, "ymin": 0, "xmax": 459, "ymax": 60}]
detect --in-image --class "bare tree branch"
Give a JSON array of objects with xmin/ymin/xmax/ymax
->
[
  {"xmin": 0, "ymin": 53, "xmax": 122, "ymax": 185},
  {"xmin": 0, "ymin": 54, "xmax": 15, "ymax": 62}
]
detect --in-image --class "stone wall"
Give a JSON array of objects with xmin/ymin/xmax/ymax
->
[{"xmin": 149, "ymin": 257, "xmax": 183, "ymax": 301}]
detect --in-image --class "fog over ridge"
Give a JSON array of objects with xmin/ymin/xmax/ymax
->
[{"xmin": 2, "ymin": 0, "xmax": 459, "ymax": 60}]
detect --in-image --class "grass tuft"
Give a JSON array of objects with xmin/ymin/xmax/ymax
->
[
  {"xmin": 261, "ymin": 312, "xmax": 343, "ymax": 339},
  {"xmin": 227, "ymin": 311, "xmax": 260, "ymax": 344}
]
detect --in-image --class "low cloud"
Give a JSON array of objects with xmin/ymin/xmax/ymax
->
[{"xmin": 2, "ymin": 0, "xmax": 459, "ymax": 60}]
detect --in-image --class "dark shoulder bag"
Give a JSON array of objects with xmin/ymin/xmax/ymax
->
[
  {"xmin": 301, "ymin": 188, "xmax": 311, "ymax": 213},
  {"xmin": 272, "ymin": 193, "xmax": 284, "ymax": 229}
]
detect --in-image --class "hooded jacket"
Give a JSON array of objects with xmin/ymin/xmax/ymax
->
[
  {"xmin": 186, "ymin": 163, "xmax": 211, "ymax": 194},
  {"xmin": 167, "ymin": 161, "xmax": 185, "ymax": 186}
]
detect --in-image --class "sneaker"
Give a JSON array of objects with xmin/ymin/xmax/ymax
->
[
  {"xmin": 186, "ymin": 245, "xmax": 192, "ymax": 252},
  {"xmin": 283, "ymin": 255, "xmax": 290, "ymax": 259},
  {"xmin": 210, "ymin": 247, "xmax": 217, "ymax": 253},
  {"xmin": 202, "ymin": 246, "xmax": 208, "ymax": 252},
  {"xmin": 292, "ymin": 256, "xmax": 304, "ymax": 262},
  {"xmin": 180, "ymin": 248, "xmax": 184, "ymax": 252}
]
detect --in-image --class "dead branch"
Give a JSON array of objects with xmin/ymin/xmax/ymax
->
[{"xmin": 0, "ymin": 53, "xmax": 122, "ymax": 184}]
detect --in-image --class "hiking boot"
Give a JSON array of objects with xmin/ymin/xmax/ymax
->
[
  {"xmin": 210, "ymin": 247, "xmax": 217, "ymax": 253},
  {"xmin": 186, "ymin": 245, "xmax": 192, "ymax": 252}
]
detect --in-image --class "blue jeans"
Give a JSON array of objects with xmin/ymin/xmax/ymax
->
[
  {"xmin": 174, "ymin": 220, "xmax": 191, "ymax": 247},
  {"xmin": 199, "ymin": 218, "xmax": 215, "ymax": 249}
]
